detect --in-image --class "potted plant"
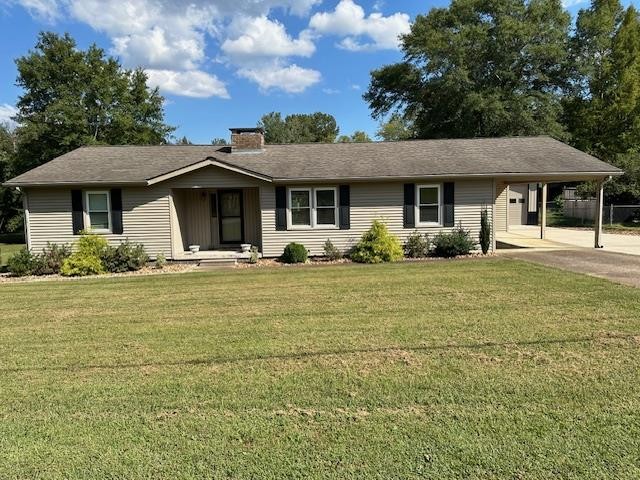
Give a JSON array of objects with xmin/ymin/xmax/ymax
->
[{"xmin": 240, "ymin": 243, "xmax": 251, "ymax": 253}]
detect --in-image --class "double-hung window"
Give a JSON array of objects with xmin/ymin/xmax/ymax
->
[
  {"xmin": 288, "ymin": 187, "xmax": 338, "ymax": 229},
  {"xmin": 85, "ymin": 191, "xmax": 111, "ymax": 232},
  {"xmin": 416, "ymin": 184, "xmax": 441, "ymax": 226}
]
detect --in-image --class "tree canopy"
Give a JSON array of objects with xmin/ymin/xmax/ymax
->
[
  {"xmin": 13, "ymin": 32, "xmax": 173, "ymax": 174},
  {"xmin": 365, "ymin": 0, "xmax": 571, "ymax": 139},
  {"xmin": 338, "ymin": 131, "xmax": 373, "ymax": 143},
  {"xmin": 259, "ymin": 112, "xmax": 339, "ymax": 144}
]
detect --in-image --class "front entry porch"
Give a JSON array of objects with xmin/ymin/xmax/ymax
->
[{"xmin": 170, "ymin": 187, "xmax": 262, "ymax": 259}]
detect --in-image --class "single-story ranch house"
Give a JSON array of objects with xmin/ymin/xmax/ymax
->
[{"xmin": 4, "ymin": 128, "xmax": 622, "ymax": 260}]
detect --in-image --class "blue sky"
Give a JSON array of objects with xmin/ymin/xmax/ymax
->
[{"xmin": 0, "ymin": 0, "xmax": 597, "ymax": 144}]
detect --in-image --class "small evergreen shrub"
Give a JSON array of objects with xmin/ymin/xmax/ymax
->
[
  {"xmin": 432, "ymin": 225, "xmax": 477, "ymax": 258},
  {"xmin": 248, "ymin": 246, "xmax": 260, "ymax": 264},
  {"xmin": 404, "ymin": 230, "xmax": 430, "ymax": 258},
  {"xmin": 101, "ymin": 240, "xmax": 148, "ymax": 273},
  {"xmin": 281, "ymin": 243, "xmax": 308, "ymax": 264},
  {"xmin": 60, "ymin": 255, "xmax": 105, "ymax": 276},
  {"xmin": 155, "ymin": 253, "xmax": 167, "ymax": 269},
  {"xmin": 323, "ymin": 239, "xmax": 342, "ymax": 261},
  {"xmin": 7, "ymin": 248, "xmax": 38, "ymax": 276},
  {"xmin": 350, "ymin": 220, "xmax": 403, "ymax": 263},
  {"xmin": 479, "ymin": 208, "xmax": 491, "ymax": 255}
]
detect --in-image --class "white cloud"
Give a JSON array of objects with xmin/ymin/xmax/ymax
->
[
  {"xmin": 9, "ymin": 0, "xmax": 327, "ymax": 96},
  {"xmin": 0, "ymin": 104, "xmax": 18, "ymax": 128},
  {"xmin": 146, "ymin": 70, "xmax": 229, "ymax": 98},
  {"xmin": 7, "ymin": 0, "xmax": 59, "ymax": 22},
  {"xmin": 309, "ymin": 0, "xmax": 411, "ymax": 51},
  {"xmin": 562, "ymin": 0, "xmax": 586, "ymax": 7},
  {"xmin": 222, "ymin": 16, "xmax": 315, "ymax": 59},
  {"xmin": 322, "ymin": 88, "xmax": 341, "ymax": 95},
  {"xmin": 238, "ymin": 63, "xmax": 321, "ymax": 93},
  {"xmin": 351, "ymin": 84, "xmax": 361, "ymax": 90}
]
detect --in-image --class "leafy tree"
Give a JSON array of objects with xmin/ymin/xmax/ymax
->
[
  {"xmin": 13, "ymin": 32, "xmax": 174, "ymax": 174},
  {"xmin": 175, "ymin": 136, "xmax": 193, "ymax": 145},
  {"xmin": 565, "ymin": 2, "xmax": 640, "ymax": 202},
  {"xmin": 376, "ymin": 113, "xmax": 414, "ymax": 141},
  {"xmin": 259, "ymin": 111, "xmax": 339, "ymax": 143},
  {"xmin": 338, "ymin": 131, "xmax": 373, "ymax": 143},
  {"xmin": 211, "ymin": 137, "xmax": 228, "ymax": 145},
  {"xmin": 0, "ymin": 124, "xmax": 21, "ymax": 233},
  {"xmin": 364, "ymin": 0, "xmax": 571, "ymax": 139}
]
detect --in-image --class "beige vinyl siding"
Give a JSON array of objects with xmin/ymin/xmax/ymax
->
[
  {"xmin": 495, "ymin": 181, "xmax": 508, "ymax": 232},
  {"xmin": 165, "ymin": 165, "xmax": 263, "ymax": 189},
  {"xmin": 260, "ymin": 180, "xmax": 495, "ymax": 257},
  {"xmin": 27, "ymin": 186, "xmax": 172, "ymax": 257}
]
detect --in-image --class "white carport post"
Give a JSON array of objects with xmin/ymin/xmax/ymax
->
[
  {"xmin": 540, "ymin": 182, "xmax": 547, "ymax": 239},
  {"xmin": 594, "ymin": 178, "xmax": 605, "ymax": 248}
]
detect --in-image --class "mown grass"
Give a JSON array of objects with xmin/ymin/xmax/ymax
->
[
  {"xmin": 0, "ymin": 243, "xmax": 23, "ymax": 266},
  {"xmin": 1, "ymin": 259, "xmax": 639, "ymax": 479}
]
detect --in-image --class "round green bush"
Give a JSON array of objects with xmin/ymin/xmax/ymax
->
[{"xmin": 281, "ymin": 243, "xmax": 308, "ymax": 264}]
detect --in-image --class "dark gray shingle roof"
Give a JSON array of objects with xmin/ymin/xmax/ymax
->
[{"xmin": 4, "ymin": 136, "xmax": 622, "ymax": 186}]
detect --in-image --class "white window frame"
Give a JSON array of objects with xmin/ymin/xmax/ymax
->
[
  {"xmin": 287, "ymin": 187, "xmax": 313, "ymax": 230},
  {"xmin": 313, "ymin": 187, "xmax": 339, "ymax": 229},
  {"xmin": 287, "ymin": 187, "xmax": 339, "ymax": 230},
  {"xmin": 84, "ymin": 190, "xmax": 112, "ymax": 233},
  {"xmin": 416, "ymin": 184, "xmax": 442, "ymax": 227}
]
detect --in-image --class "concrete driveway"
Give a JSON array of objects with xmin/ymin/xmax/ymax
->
[
  {"xmin": 499, "ymin": 225, "xmax": 640, "ymax": 256},
  {"xmin": 501, "ymin": 248, "xmax": 640, "ymax": 288}
]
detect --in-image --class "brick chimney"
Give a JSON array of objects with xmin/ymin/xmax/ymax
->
[{"xmin": 230, "ymin": 127, "xmax": 265, "ymax": 153}]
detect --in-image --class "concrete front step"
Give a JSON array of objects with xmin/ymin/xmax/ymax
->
[{"xmin": 197, "ymin": 258, "xmax": 238, "ymax": 269}]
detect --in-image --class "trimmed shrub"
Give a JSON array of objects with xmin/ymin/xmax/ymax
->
[
  {"xmin": 35, "ymin": 243, "xmax": 72, "ymax": 275},
  {"xmin": 350, "ymin": 220, "xmax": 403, "ymax": 264},
  {"xmin": 60, "ymin": 255, "xmax": 105, "ymax": 277},
  {"xmin": 404, "ymin": 230, "xmax": 430, "ymax": 258},
  {"xmin": 60, "ymin": 231, "xmax": 109, "ymax": 277},
  {"xmin": 323, "ymin": 238, "xmax": 342, "ymax": 261},
  {"xmin": 7, "ymin": 248, "xmax": 39, "ymax": 277},
  {"xmin": 432, "ymin": 225, "xmax": 477, "ymax": 258},
  {"xmin": 479, "ymin": 208, "xmax": 491, "ymax": 255},
  {"xmin": 248, "ymin": 246, "xmax": 259, "ymax": 264},
  {"xmin": 101, "ymin": 240, "xmax": 148, "ymax": 273},
  {"xmin": 155, "ymin": 253, "xmax": 167, "ymax": 269},
  {"xmin": 281, "ymin": 242, "xmax": 308, "ymax": 264}
]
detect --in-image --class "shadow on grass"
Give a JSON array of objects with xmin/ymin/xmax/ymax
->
[{"xmin": 2, "ymin": 332, "xmax": 637, "ymax": 374}]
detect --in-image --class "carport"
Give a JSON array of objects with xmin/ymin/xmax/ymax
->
[{"xmin": 495, "ymin": 175, "xmax": 615, "ymax": 249}]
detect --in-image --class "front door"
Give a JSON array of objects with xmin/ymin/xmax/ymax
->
[{"xmin": 218, "ymin": 190, "xmax": 244, "ymax": 244}]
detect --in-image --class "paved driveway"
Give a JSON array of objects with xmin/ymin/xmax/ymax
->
[
  {"xmin": 499, "ymin": 225, "xmax": 640, "ymax": 256},
  {"xmin": 501, "ymin": 248, "xmax": 640, "ymax": 288}
]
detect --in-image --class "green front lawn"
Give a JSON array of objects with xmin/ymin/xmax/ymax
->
[
  {"xmin": 0, "ymin": 243, "xmax": 24, "ymax": 266},
  {"xmin": 1, "ymin": 260, "xmax": 640, "ymax": 478}
]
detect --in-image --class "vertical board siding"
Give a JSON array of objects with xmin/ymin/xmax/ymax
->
[
  {"xmin": 165, "ymin": 165, "xmax": 263, "ymax": 189},
  {"xmin": 27, "ymin": 186, "xmax": 172, "ymax": 257},
  {"xmin": 495, "ymin": 181, "xmax": 508, "ymax": 232},
  {"xmin": 260, "ymin": 180, "xmax": 495, "ymax": 257}
]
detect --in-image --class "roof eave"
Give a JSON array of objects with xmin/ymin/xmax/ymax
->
[
  {"xmin": 2, "ymin": 180, "xmax": 148, "ymax": 188},
  {"xmin": 271, "ymin": 170, "xmax": 623, "ymax": 183}
]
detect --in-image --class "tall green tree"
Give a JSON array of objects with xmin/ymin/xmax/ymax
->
[
  {"xmin": 259, "ymin": 111, "xmax": 339, "ymax": 144},
  {"xmin": 337, "ymin": 131, "xmax": 373, "ymax": 143},
  {"xmin": 364, "ymin": 0, "xmax": 571, "ymax": 139},
  {"xmin": 376, "ymin": 113, "xmax": 414, "ymax": 141},
  {"xmin": 0, "ymin": 124, "xmax": 21, "ymax": 233},
  {"xmin": 566, "ymin": 1, "xmax": 640, "ymax": 201},
  {"xmin": 13, "ymin": 32, "xmax": 174, "ymax": 174}
]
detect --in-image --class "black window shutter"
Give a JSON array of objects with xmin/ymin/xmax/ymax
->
[
  {"xmin": 443, "ymin": 182, "xmax": 455, "ymax": 227},
  {"xmin": 111, "ymin": 188, "xmax": 123, "ymax": 234},
  {"xmin": 71, "ymin": 190, "xmax": 84, "ymax": 235},
  {"xmin": 339, "ymin": 185, "xmax": 350, "ymax": 229},
  {"xmin": 403, "ymin": 183, "xmax": 415, "ymax": 228},
  {"xmin": 275, "ymin": 186, "xmax": 287, "ymax": 231}
]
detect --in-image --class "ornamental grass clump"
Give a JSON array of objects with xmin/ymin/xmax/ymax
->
[{"xmin": 350, "ymin": 220, "xmax": 403, "ymax": 263}]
